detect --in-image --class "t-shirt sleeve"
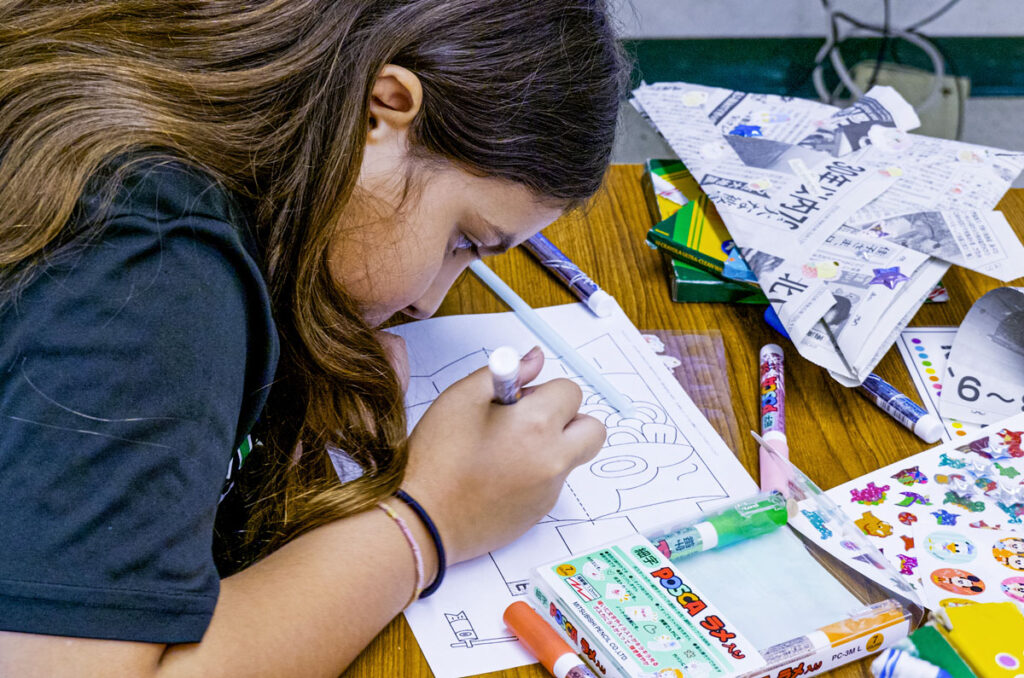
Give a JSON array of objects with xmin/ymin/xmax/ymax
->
[{"xmin": 0, "ymin": 163, "xmax": 276, "ymax": 643}]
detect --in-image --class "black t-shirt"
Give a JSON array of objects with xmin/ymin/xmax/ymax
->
[{"xmin": 0, "ymin": 160, "xmax": 279, "ymax": 643}]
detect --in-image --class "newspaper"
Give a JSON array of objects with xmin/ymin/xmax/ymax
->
[
  {"xmin": 631, "ymin": 82, "xmax": 1024, "ymax": 383},
  {"xmin": 746, "ymin": 227, "xmax": 948, "ymax": 384},
  {"xmin": 846, "ymin": 209, "xmax": 1024, "ymax": 282},
  {"xmin": 940, "ymin": 287, "xmax": 1024, "ymax": 424}
]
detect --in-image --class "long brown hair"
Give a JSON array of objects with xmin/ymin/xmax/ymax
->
[{"xmin": 0, "ymin": 0, "xmax": 628, "ymax": 566}]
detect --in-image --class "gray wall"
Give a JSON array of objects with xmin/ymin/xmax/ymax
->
[{"xmin": 614, "ymin": 0, "xmax": 1023, "ymax": 38}]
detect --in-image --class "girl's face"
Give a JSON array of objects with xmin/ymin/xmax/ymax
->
[
  {"xmin": 328, "ymin": 65, "xmax": 565, "ymax": 327},
  {"xmin": 332, "ymin": 164, "xmax": 562, "ymax": 327}
]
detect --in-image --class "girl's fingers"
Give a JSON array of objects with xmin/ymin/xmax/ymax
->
[
  {"xmin": 516, "ymin": 345, "xmax": 544, "ymax": 386},
  {"xmin": 562, "ymin": 413, "xmax": 607, "ymax": 466}
]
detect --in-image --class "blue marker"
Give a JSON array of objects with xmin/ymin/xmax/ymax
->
[
  {"xmin": 858, "ymin": 373, "xmax": 943, "ymax": 444},
  {"xmin": 522, "ymin": 233, "xmax": 617, "ymax": 317}
]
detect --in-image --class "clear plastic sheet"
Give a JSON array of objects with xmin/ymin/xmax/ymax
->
[{"xmin": 640, "ymin": 329, "xmax": 743, "ymax": 454}]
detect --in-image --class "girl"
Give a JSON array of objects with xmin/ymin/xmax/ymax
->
[{"xmin": 0, "ymin": 1, "xmax": 627, "ymax": 675}]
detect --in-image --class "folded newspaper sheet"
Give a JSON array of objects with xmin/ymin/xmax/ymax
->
[{"xmin": 631, "ymin": 83, "xmax": 1024, "ymax": 385}]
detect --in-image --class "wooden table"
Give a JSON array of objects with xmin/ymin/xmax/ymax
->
[{"xmin": 348, "ymin": 164, "xmax": 1024, "ymax": 678}]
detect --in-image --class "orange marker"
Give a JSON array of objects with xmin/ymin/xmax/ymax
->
[{"xmin": 503, "ymin": 601, "xmax": 597, "ymax": 678}]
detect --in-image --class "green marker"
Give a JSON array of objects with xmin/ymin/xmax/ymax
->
[{"xmin": 647, "ymin": 492, "xmax": 791, "ymax": 562}]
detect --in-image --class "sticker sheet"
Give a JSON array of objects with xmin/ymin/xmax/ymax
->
[
  {"xmin": 912, "ymin": 523, "xmax": 1024, "ymax": 612},
  {"xmin": 790, "ymin": 412, "xmax": 1024, "ymax": 599},
  {"xmin": 895, "ymin": 327, "xmax": 981, "ymax": 442}
]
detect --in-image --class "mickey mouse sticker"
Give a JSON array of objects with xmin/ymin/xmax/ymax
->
[
  {"xmin": 1002, "ymin": 576, "xmax": 1024, "ymax": 603},
  {"xmin": 930, "ymin": 568, "xmax": 985, "ymax": 595},
  {"xmin": 993, "ymin": 536, "xmax": 1024, "ymax": 571}
]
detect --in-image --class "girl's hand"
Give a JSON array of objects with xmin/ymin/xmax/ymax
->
[{"xmin": 402, "ymin": 347, "xmax": 606, "ymax": 565}]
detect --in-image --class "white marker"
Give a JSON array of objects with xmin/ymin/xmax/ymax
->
[{"xmin": 489, "ymin": 346, "xmax": 521, "ymax": 404}]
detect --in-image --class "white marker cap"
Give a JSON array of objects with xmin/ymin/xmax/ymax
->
[
  {"xmin": 488, "ymin": 345, "xmax": 520, "ymax": 379},
  {"xmin": 586, "ymin": 290, "xmax": 618, "ymax": 318},
  {"xmin": 914, "ymin": 413, "xmax": 944, "ymax": 444}
]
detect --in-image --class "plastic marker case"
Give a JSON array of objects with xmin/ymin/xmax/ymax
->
[{"xmin": 528, "ymin": 452, "xmax": 924, "ymax": 678}]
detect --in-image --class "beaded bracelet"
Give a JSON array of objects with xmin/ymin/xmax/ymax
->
[
  {"xmin": 376, "ymin": 501, "xmax": 425, "ymax": 605},
  {"xmin": 394, "ymin": 489, "xmax": 446, "ymax": 598}
]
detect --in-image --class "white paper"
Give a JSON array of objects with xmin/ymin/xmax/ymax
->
[
  {"xmin": 389, "ymin": 304, "xmax": 759, "ymax": 678},
  {"xmin": 895, "ymin": 327, "xmax": 982, "ymax": 442},
  {"xmin": 941, "ymin": 287, "xmax": 1024, "ymax": 425}
]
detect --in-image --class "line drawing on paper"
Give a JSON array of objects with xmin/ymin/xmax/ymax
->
[
  {"xmin": 444, "ymin": 611, "xmax": 516, "ymax": 648},
  {"xmin": 405, "ymin": 333, "xmax": 731, "ymax": 612}
]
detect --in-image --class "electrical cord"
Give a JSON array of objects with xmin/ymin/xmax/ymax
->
[
  {"xmin": 812, "ymin": 0, "xmax": 946, "ymax": 113},
  {"xmin": 867, "ymin": 0, "xmax": 891, "ymax": 90}
]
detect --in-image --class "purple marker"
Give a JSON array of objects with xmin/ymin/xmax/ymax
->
[{"xmin": 522, "ymin": 233, "xmax": 617, "ymax": 317}]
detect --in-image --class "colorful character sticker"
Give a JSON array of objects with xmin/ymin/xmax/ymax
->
[
  {"xmin": 961, "ymin": 429, "xmax": 1024, "ymax": 460},
  {"xmin": 993, "ymin": 537, "xmax": 1024, "ymax": 571},
  {"xmin": 892, "ymin": 466, "xmax": 927, "ymax": 486},
  {"xmin": 997, "ymin": 429, "xmax": 1024, "ymax": 458},
  {"xmin": 801, "ymin": 509, "xmax": 832, "ymax": 540},
  {"xmin": 896, "ymin": 492, "xmax": 931, "ymax": 507},
  {"xmin": 1002, "ymin": 576, "xmax": 1024, "ymax": 603},
  {"xmin": 924, "ymin": 531, "xmax": 977, "ymax": 565},
  {"xmin": 969, "ymin": 520, "xmax": 1001, "ymax": 530},
  {"xmin": 898, "ymin": 512, "xmax": 918, "ymax": 526},
  {"xmin": 850, "ymin": 482, "xmax": 889, "ymax": 505},
  {"xmin": 942, "ymin": 491, "xmax": 985, "ymax": 513},
  {"xmin": 855, "ymin": 511, "xmax": 893, "ymax": 538},
  {"xmin": 931, "ymin": 509, "xmax": 960, "ymax": 526},
  {"xmin": 938, "ymin": 453, "xmax": 966, "ymax": 469},
  {"xmin": 995, "ymin": 463, "xmax": 1021, "ymax": 479},
  {"xmin": 931, "ymin": 568, "xmax": 985, "ymax": 595}
]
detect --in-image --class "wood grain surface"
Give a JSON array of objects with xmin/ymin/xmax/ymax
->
[{"xmin": 345, "ymin": 165, "xmax": 1024, "ymax": 678}]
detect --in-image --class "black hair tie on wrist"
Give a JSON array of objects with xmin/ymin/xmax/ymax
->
[{"xmin": 394, "ymin": 489, "xmax": 446, "ymax": 598}]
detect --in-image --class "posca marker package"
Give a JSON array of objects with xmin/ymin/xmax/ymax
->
[{"xmin": 532, "ymin": 533, "xmax": 765, "ymax": 678}]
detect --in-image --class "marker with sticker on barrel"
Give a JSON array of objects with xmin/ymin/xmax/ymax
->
[{"xmin": 759, "ymin": 344, "xmax": 790, "ymax": 495}]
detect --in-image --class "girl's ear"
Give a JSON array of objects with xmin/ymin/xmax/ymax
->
[{"xmin": 367, "ymin": 64, "xmax": 423, "ymax": 143}]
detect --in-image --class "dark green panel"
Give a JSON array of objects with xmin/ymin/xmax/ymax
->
[{"xmin": 622, "ymin": 37, "xmax": 1024, "ymax": 97}]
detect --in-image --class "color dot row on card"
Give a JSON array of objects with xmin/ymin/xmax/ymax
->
[{"xmin": 910, "ymin": 337, "xmax": 967, "ymax": 436}]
